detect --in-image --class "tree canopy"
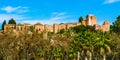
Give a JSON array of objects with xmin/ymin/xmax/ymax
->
[
  {"xmin": 79, "ymin": 16, "xmax": 83, "ymax": 22},
  {"xmin": 8, "ymin": 18, "xmax": 16, "ymax": 24},
  {"xmin": 71, "ymin": 25, "xmax": 95, "ymax": 33},
  {"xmin": 111, "ymin": 16, "xmax": 120, "ymax": 33}
]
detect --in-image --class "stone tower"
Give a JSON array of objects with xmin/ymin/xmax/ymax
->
[
  {"xmin": 86, "ymin": 14, "xmax": 97, "ymax": 26},
  {"xmin": 102, "ymin": 20, "xmax": 110, "ymax": 31},
  {"xmin": 53, "ymin": 24, "xmax": 59, "ymax": 33},
  {"xmin": 34, "ymin": 22, "xmax": 44, "ymax": 33}
]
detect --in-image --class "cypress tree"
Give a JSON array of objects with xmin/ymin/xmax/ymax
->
[
  {"xmin": 79, "ymin": 16, "xmax": 83, "ymax": 22},
  {"xmin": 2, "ymin": 20, "xmax": 6, "ymax": 30}
]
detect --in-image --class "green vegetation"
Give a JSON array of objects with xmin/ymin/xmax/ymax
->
[
  {"xmin": 111, "ymin": 16, "xmax": 120, "ymax": 33},
  {"xmin": 79, "ymin": 16, "xmax": 83, "ymax": 22},
  {"xmin": 2, "ymin": 20, "xmax": 6, "ymax": 30},
  {"xmin": 37, "ymin": 48, "xmax": 46, "ymax": 60},
  {"xmin": 52, "ymin": 48, "xmax": 63, "ymax": 60},
  {"xmin": 8, "ymin": 18, "xmax": 16, "ymax": 24},
  {"xmin": 0, "ymin": 16, "xmax": 120, "ymax": 60},
  {"xmin": 30, "ymin": 26, "xmax": 34, "ymax": 32}
]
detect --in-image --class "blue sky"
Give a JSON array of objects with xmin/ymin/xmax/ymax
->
[{"xmin": 0, "ymin": 0, "xmax": 120, "ymax": 29}]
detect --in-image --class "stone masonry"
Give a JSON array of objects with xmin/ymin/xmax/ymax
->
[{"xmin": 4, "ymin": 14, "xmax": 110, "ymax": 33}]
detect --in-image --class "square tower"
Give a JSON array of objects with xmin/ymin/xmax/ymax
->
[{"xmin": 86, "ymin": 14, "xmax": 97, "ymax": 26}]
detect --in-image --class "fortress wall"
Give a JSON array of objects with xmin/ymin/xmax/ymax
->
[
  {"xmin": 16, "ymin": 24, "xmax": 24, "ymax": 31},
  {"xmin": 48, "ymin": 25, "xmax": 53, "ymax": 32},
  {"xmin": 44, "ymin": 24, "xmax": 49, "ymax": 32},
  {"xmin": 92, "ymin": 16, "xmax": 97, "ymax": 25},
  {"xmin": 94, "ymin": 24, "xmax": 100, "ymax": 30},
  {"xmin": 4, "ymin": 24, "xmax": 16, "ymax": 32},
  {"xmin": 81, "ymin": 20, "xmax": 87, "ymax": 25},
  {"xmin": 34, "ymin": 24, "xmax": 44, "ymax": 33},
  {"xmin": 100, "ymin": 21, "xmax": 110, "ymax": 32},
  {"xmin": 23, "ymin": 24, "xmax": 31, "ymax": 31},
  {"xmin": 53, "ymin": 24, "xmax": 59, "ymax": 33},
  {"xmin": 100, "ymin": 25, "xmax": 106, "ymax": 31},
  {"xmin": 4, "ymin": 25, "xmax": 7, "ymax": 32},
  {"xmin": 59, "ymin": 24, "xmax": 67, "ymax": 31},
  {"xmin": 76, "ymin": 22, "xmax": 81, "ymax": 26},
  {"xmin": 67, "ymin": 23, "xmax": 77, "ymax": 29},
  {"xmin": 44, "ymin": 24, "xmax": 53, "ymax": 32},
  {"xmin": 94, "ymin": 21, "xmax": 110, "ymax": 32},
  {"xmin": 4, "ymin": 14, "xmax": 110, "ymax": 33}
]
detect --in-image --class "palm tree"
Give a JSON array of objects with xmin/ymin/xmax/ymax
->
[
  {"xmin": 69, "ymin": 25, "xmax": 96, "ymax": 60},
  {"xmin": 80, "ymin": 31, "xmax": 92, "ymax": 60},
  {"xmin": 95, "ymin": 32, "xmax": 113, "ymax": 60},
  {"xmin": 86, "ymin": 31, "xmax": 97, "ymax": 60},
  {"xmin": 73, "ymin": 36, "xmax": 84, "ymax": 60},
  {"xmin": 76, "ymin": 31, "xmax": 97, "ymax": 60}
]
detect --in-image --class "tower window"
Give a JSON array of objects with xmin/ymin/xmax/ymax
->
[
  {"xmin": 91, "ymin": 16, "xmax": 93, "ymax": 19},
  {"xmin": 39, "ymin": 28, "xmax": 41, "ymax": 31}
]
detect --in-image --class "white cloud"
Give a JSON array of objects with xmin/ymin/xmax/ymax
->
[
  {"xmin": 0, "ymin": 12, "xmax": 75, "ymax": 25},
  {"xmin": 20, "ymin": 12, "xmax": 75, "ymax": 24},
  {"xmin": 103, "ymin": 0, "xmax": 120, "ymax": 4},
  {"xmin": 1, "ymin": 6, "xmax": 29, "ymax": 13},
  {"xmin": 0, "ymin": 14, "xmax": 27, "ymax": 23},
  {"xmin": 51, "ymin": 12, "xmax": 69, "ymax": 21},
  {"xmin": 52, "ymin": 12, "xmax": 66, "ymax": 16}
]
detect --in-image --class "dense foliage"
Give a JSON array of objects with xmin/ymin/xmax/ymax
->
[{"xmin": 111, "ymin": 16, "xmax": 120, "ymax": 33}]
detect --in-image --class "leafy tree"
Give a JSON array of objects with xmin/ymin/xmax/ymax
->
[
  {"xmin": 8, "ymin": 18, "xmax": 16, "ymax": 24},
  {"xmin": 111, "ymin": 16, "xmax": 120, "ymax": 33},
  {"xmin": 79, "ymin": 16, "xmax": 83, "ymax": 22},
  {"xmin": 2, "ymin": 20, "xmax": 6, "ymax": 30}
]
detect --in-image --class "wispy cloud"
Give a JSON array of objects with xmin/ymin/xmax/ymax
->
[
  {"xmin": 103, "ymin": 0, "xmax": 120, "ymax": 4},
  {"xmin": 0, "ymin": 14, "xmax": 27, "ymax": 23},
  {"xmin": 21, "ymin": 19, "xmax": 75, "ymax": 25},
  {"xmin": 52, "ymin": 12, "xmax": 66, "ymax": 16},
  {"xmin": 51, "ymin": 12, "xmax": 69, "ymax": 21},
  {"xmin": 1, "ymin": 6, "xmax": 29, "ymax": 13},
  {"xmin": 0, "ymin": 12, "xmax": 75, "ymax": 25},
  {"xmin": 20, "ymin": 12, "xmax": 75, "ymax": 24}
]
